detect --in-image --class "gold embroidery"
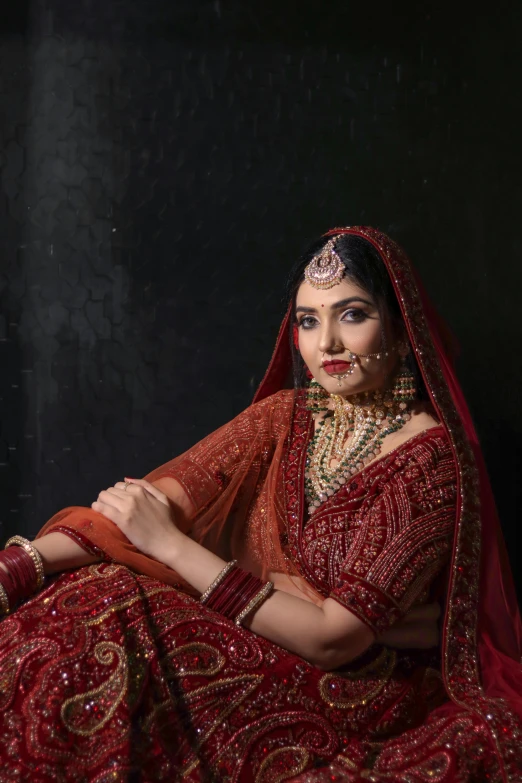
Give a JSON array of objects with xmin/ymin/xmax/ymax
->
[
  {"xmin": 256, "ymin": 746, "xmax": 310, "ymax": 782},
  {"xmin": 179, "ymin": 675, "xmax": 263, "ymax": 777},
  {"xmin": 0, "ymin": 638, "xmax": 53, "ymax": 710},
  {"xmin": 164, "ymin": 641, "xmax": 226, "ymax": 677},
  {"xmin": 319, "ymin": 648, "xmax": 397, "ymax": 709},
  {"xmin": 84, "ymin": 587, "xmax": 171, "ymax": 626},
  {"xmin": 60, "ymin": 642, "xmax": 128, "ymax": 736}
]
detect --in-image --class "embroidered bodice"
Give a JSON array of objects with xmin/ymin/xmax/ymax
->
[{"xmin": 280, "ymin": 392, "xmax": 457, "ymax": 635}]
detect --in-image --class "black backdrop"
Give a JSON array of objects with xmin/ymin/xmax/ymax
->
[{"xmin": 1, "ymin": 2, "xmax": 521, "ymax": 595}]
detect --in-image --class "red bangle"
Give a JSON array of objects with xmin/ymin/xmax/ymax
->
[
  {"xmin": 215, "ymin": 571, "xmax": 254, "ymax": 616},
  {"xmin": 204, "ymin": 564, "xmax": 268, "ymax": 622},
  {"xmin": 2, "ymin": 549, "xmax": 36, "ymax": 597},
  {"xmin": 2, "ymin": 547, "xmax": 37, "ymax": 601},
  {"xmin": 235, "ymin": 581, "xmax": 274, "ymax": 626},
  {"xmin": 0, "ymin": 547, "xmax": 38, "ymax": 612},
  {"xmin": 222, "ymin": 574, "xmax": 263, "ymax": 618},
  {"xmin": 207, "ymin": 568, "xmax": 249, "ymax": 615},
  {"xmin": 210, "ymin": 568, "xmax": 246, "ymax": 613}
]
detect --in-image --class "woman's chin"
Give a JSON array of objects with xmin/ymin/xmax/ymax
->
[
  {"xmin": 317, "ymin": 373, "xmax": 381, "ymax": 398},
  {"xmin": 320, "ymin": 380, "xmax": 362, "ymax": 396}
]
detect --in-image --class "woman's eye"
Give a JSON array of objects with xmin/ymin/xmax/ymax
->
[
  {"xmin": 342, "ymin": 309, "xmax": 367, "ymax": 322},
  {"xmin": 299, "ymin": 316, "xmax": 318, "ymax": 329}
]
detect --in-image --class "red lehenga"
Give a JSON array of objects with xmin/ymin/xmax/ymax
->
[{"xmin": 1, "ymin": 227, "xmax": 521, "ymax": 783}]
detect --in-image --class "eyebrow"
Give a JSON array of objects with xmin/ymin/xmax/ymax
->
[{"xmin": 295, "ymin": 296, "xmax": 374, "ymax": 314}]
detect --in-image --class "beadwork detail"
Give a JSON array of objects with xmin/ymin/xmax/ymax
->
[
  {"xmin": 304, "ymin": 238, "xmax": 346, "ymax": 289},
  {"xmin": 304, "ymin": 390, "xmax": 412, "ymax": 514},
  {"xmin": 5, "ymin": 535, "xmax": 45, "ymax": 589}
]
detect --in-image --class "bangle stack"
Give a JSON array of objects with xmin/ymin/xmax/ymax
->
[
  {"xmin": 6, "ymin": 536, "xmax": 45, "ymax": 588},
  {"xmin": 201, "ymin": 560, "xmax": 274, "ymax": 627},
  {"xmin": 0, "ymin": 537, "xmax": 45, "ymax": 616}
]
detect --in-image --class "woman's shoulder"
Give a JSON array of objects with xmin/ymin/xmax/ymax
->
[
  {"xmin": 382, "ymin": 423, "xmax": 455, "ymax": 489},
  {"xmin": 251, "ymin": 389, "xmax": 296, "ymax": 414},
  {"xmin": 237, "ymin": 390, "xmax": 296, "ymax": 436}
]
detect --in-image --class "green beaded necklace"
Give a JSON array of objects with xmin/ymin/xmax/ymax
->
[{"xmin": 304, "ymin": 391, "xmax": 412, "ymax": 515}]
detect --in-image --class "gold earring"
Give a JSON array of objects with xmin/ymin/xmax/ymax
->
[{"xmin": 392, "ymin": 348, "xmax": 417, "ymax": 403}]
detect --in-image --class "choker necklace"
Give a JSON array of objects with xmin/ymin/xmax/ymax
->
[{"xmin": 304, "ymin": 390, "xmax": 412, "ymax": 515}]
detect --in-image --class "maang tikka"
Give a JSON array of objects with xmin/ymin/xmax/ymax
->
[{"xmin": 304, "ymin": 238, "xmax": 345, "ymax": 289}]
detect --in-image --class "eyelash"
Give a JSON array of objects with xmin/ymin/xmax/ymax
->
[{"xmin": 298, "ymin": 310, "xmax": 368, "ymax": 329}]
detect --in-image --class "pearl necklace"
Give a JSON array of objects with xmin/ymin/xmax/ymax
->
[{"xmin": 304, "ymin": 391, "xmax": 412, "ymax": 515}]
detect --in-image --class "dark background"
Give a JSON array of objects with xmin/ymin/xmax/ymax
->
[{"xmin": 1, "ymin": 2, "xmax": 521, "ymax": 594}]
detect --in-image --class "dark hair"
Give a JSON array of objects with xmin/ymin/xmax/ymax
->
[{"xmin": 285, "ymin": 233, "xmax": 427, "ymax": 400}]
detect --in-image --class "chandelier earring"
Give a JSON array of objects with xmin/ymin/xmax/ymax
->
[{"xmin": 392, "ymin": 345, "xmax": 417, "ymax": 405}]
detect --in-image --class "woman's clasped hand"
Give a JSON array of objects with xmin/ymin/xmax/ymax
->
[{"xmin": 91, "ymin": 478, "xmax": 180, "ymax": 560}]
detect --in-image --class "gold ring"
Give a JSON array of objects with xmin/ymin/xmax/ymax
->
[{"xmin": 123, "ymin": 481, "xmax": 130, "ymax": 491}]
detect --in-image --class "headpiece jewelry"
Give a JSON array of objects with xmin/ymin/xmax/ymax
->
[{"xmin": 304, "ymin": 238, "xmax": 345, "ymax": 290}]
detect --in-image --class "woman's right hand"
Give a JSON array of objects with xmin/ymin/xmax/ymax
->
[{"xmin": 376, "ymin": 602, "xmax": 441, "ymax": 649}]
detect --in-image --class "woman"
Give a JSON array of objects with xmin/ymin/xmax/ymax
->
[{"xmin": 0, "ymin": 226, "xmax": 521, "ymax": 782}]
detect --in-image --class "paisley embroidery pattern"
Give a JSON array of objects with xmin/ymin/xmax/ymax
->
[
  {"xmin": 60, "ymin": 642, "xmax": 128, "ymax": 736},
  {"xmin": 0, "ymin": 549, "xmax": 506, "ymax": 780}
]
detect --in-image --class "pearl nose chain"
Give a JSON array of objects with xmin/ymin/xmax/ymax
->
[{"xmin": 323, "ymin": 349, "xmax": 390, "ymax": 386}]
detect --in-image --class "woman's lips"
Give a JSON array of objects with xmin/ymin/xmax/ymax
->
[{"xmin": 322, "ymin": 361, "xmax": 351, "ymax": 375}]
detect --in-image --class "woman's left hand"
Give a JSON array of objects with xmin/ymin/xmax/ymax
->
[{"xmin": 91, "ymin": 478, "xmax": 180, "ymax": 561}]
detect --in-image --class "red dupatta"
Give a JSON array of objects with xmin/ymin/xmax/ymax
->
[{"xmin": 254, "ymin": 226, "xmax": 522, "ymax": 780}]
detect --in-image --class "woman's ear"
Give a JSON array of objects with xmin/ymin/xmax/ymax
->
[
  {"xmin": 392, "ymin": 322, "xmax": 410, "ymax": 357},
  {"xmin": 292, "ymin": 323, "xmax": 312, "ymax": 379}
]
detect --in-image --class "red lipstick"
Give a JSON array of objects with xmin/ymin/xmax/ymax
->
[{"xmin": 322, "ymin": 360, "xmax": 352, "ymax": 375}]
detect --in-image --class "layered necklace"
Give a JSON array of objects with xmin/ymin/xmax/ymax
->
[{"xmin": 304, "ymin": 390, "xmax": 412, "ymax": 516}]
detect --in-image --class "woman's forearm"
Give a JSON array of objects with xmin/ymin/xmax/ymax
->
[
  {"xmin": 32, "ymin": 532, "xmax": 100, "ymax": 574},
  {"xmin": 26, "ymin": 477, "xmax": 192, "ymax": 577},
  {"xmin": 164, "ymin": 530, "xmax": 374, "ymax": 670}
]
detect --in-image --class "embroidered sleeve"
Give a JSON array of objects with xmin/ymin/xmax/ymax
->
[
  {"xmin": 145, "ymin": 390, "xmax": 293, "ymax": 512},
  {"xmin": 50, "ymin": 525, "xmax": 110, "ymax": 560},
  {"xmin": 329, "ymin": 436, "xmax": 457, "ymax": 636}
]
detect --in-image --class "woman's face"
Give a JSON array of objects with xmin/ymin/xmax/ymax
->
[{"xmin": 295, "ymin": 277, "xmax": 400, "ymax": 398}]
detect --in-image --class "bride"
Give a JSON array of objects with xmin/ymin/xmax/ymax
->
[{"xmin": 0, "ymin": 226, "xmax": 520, "ymax": 782}]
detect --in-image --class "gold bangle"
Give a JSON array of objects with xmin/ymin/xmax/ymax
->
[
  {"xmin": 5, "ymin": 536, "xmax": 45, "ymax": 590},
  {"xmin": 200, "ymin": 560, "xmax": 238, "ymax": 604},
  {"xmin": 0, "ymin": 582, "xmax": 10, "ymax": 615},
  {"xmin": 235, "ymin": 581, "xmax": 274, "ymax": 626}
]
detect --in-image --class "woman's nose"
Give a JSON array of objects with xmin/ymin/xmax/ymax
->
[{"xmin": 318, "ymin": 323, "xmax": 343, "ymax": 355}]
